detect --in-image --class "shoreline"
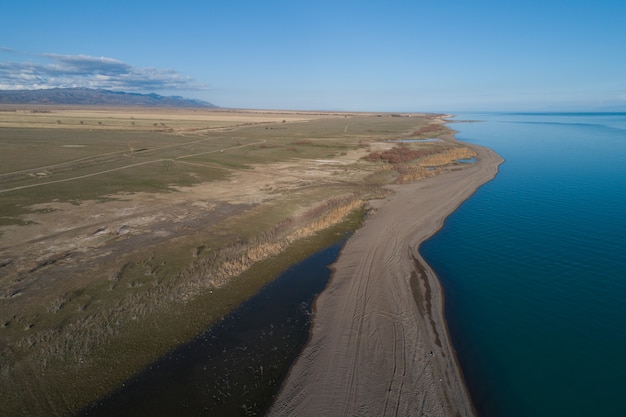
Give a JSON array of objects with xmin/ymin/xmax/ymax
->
[{"xmin": 268, "ymin": 136, "xmax": 503, "ymax": 416}]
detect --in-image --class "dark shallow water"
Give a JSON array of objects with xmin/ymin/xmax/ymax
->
[
  {"xmin": 421, "ymin": 112, "xmax": 626, "ymax": 417},
  {"xmin": 78, "ymin": 241, "xmax": 345, "ymax": 417}
]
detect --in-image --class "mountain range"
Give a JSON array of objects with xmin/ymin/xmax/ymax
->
[{"xmin": 0, "ymin": 88, "xmax": 218, "ymax": 108}]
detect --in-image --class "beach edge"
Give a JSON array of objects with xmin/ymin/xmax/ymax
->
[{"xmin": 268, "ymin": 133, "xmax": 503, "ymax": 416}]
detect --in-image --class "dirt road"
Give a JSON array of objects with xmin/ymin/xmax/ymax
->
[{"xmin": 268, "ymin": 141, "xmax": 503, "ymax": 416}]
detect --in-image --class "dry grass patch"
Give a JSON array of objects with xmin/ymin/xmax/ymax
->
[
  {"xmin": 363, "ymin": 141, "xmax": 477, "ymax": 184},
  {"xmin": 418, "ymin": 147, "xmax": 477, "ymax": 167},
  {"xmin": 0, "ymin": 109, "xmax": 475, "ymax": 416}
]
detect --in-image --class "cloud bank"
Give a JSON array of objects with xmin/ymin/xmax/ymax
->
[{"xmin": 0, "ymin": 49, "xmax": 205, "ymax": 92}]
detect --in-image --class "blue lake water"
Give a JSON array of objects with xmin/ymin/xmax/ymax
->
[{"xmin": 420, "ymin": 113, "xmax": 626, "ymax": 417}]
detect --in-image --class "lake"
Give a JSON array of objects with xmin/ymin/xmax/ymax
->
[{"xmin": 420, "ymin": 112, "xmax": 626, "ymax": 417}]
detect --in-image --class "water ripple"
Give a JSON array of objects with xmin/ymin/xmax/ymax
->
[{"xmin": 422, "ymin": 112, "xmax": 626, "ymax": 417}]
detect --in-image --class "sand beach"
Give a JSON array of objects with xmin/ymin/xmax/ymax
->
[{"xmin": 269, "ymin": 139, "xmax": 503, "ymax": 416}]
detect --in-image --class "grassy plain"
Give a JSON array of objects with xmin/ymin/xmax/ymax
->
[{"xmin": 0, "ymin": 106, "xmax": 474, "ymax": 416}]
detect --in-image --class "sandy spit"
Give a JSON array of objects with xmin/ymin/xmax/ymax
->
[{"xmin": 268, "ymin": 140, "xmax": 503, "ymax": 417}]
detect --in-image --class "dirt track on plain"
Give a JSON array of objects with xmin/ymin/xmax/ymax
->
[{"xmin": 269, "ymin": 141, "xmax": 503, "ymax": 417}]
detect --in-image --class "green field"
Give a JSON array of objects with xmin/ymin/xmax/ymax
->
[{"xmin": 0, "ymin": 107, "xmax": 464, "ymax": 416}]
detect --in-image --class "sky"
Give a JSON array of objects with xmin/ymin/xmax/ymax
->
[{"xmin": 1, "ymin": 0, "xmax": 625, "ymax": 112}]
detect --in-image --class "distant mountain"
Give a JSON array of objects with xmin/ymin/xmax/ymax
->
[{"xmin": 0, "ymin": 88, "xmax": 218, "ymax": 108}]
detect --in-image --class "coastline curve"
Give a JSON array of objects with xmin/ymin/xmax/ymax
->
[{"xmin": 268, "ymin": 135, "xmax": 503, "ymax": 416}]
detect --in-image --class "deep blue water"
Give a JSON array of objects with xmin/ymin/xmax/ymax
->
[{"xmin": 420, "ymin": 113, "xmax": 626, "ymax": 417}]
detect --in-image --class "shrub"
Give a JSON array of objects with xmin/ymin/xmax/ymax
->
[{"xmin": 364, "ymin": 145, "xmax": 435, "ymax": 164}]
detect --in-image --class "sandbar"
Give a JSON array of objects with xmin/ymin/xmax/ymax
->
[{"xmin": 268, "ymin": 137, "xmax": 503, "ymax": 416}]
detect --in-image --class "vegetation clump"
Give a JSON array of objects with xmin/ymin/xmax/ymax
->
[
  {"xmin": 363, "ymin": 142, "xmax": 477, "ymax": 184},
  {"xmin": 364, "ymin": 144, "xmax": 436, "ymax": 164}
]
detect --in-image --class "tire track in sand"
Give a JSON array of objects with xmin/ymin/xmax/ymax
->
[{"xmin": 268, "ymin": 140, "xmax": 503, "ymax": 417}]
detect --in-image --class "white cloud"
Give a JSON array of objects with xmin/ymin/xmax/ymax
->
[{"xmin": 0, "ymin": 49, "xmax": 205, "ymax": 92}]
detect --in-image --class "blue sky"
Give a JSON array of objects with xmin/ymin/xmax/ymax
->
[{"xmin": 1, "ymin": 0, "xmax": 625, "ymax": 111}]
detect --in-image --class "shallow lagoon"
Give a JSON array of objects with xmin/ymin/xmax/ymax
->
[{"xmin": 79, "ymin": 241, "xmax": 345, "ymax": 417}]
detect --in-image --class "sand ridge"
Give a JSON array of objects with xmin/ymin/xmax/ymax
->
[{"xmin": 268, "ymin": 140, "xmax": 503, "ymax": 416}]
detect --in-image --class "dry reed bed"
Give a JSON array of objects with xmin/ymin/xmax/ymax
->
[
  {"xmin": 177, "ymin": 195, "xmax": 362, "ymax": 298},
  {"xmin": 2, "ymin": 194, "xmax": 364, "ymax": 393},
  {"xmin": 364, "ymin": 143, "xmax": 477, "ymax": 185}
]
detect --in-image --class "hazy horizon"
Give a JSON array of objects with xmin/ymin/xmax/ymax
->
[{"xmin": 2, "ymin": 0, "xmax": 625, "ymax": 112}]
